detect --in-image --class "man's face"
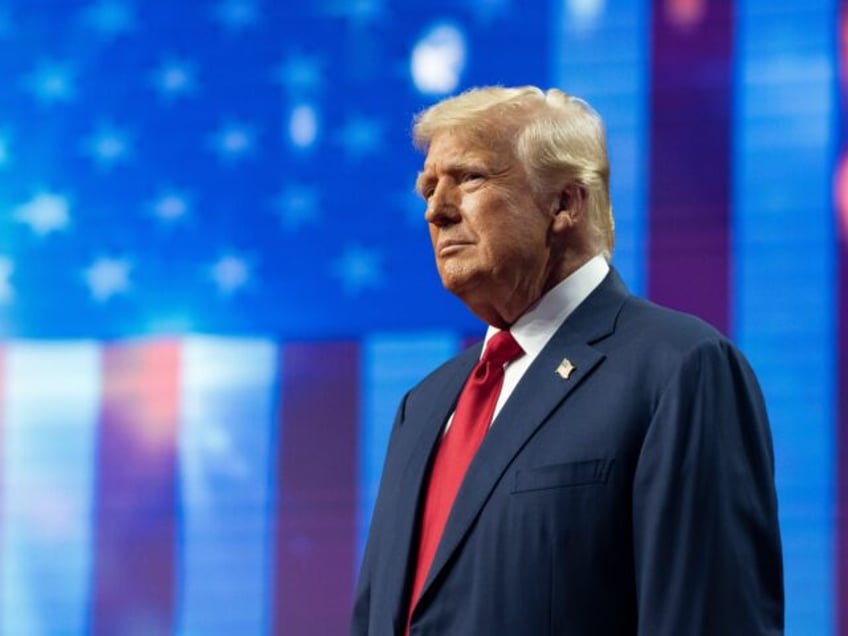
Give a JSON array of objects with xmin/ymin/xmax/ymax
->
[{"xmin": 416, "ymin": 130, "xmax": 556, "ymax": 325}]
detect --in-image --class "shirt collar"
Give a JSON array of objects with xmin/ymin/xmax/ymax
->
[{"xmin": 484, "ymin": 254, "xmax": 610, "ymax": 359}]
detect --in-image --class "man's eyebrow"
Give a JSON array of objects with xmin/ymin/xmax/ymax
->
[{"xmin": 415, "ymin": 157, "xmax": 497, "ymax": 195}]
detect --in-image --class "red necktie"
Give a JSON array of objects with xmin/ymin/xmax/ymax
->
[{"xmin": 407, "ymin": 330, "xmax": 524, "ymax": 628}]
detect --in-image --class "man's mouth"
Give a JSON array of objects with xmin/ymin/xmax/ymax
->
[{"xmin": 438, "ymin": 239, "xmax": 472, "ymax": 256}]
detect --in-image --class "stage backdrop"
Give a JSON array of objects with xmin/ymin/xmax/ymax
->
[{"xmin": 0, "ymin": 0, "xmax": 844, "ymax": 634}]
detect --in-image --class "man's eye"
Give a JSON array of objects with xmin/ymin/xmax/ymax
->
[{"xmin": 463, "ymin": 173, "xmax": 485, "ymax": 183}]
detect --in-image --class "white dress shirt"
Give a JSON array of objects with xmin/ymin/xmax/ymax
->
[
  {"xmin": 485, "ymin": 254, "xmax": 610, "ymax": 422},
  {"xmin": 442, "ymin": 254, "xmax": 609, "ymax": 433}
]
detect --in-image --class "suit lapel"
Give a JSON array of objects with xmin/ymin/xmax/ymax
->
[
  {"xmin": 381, "ymin": 345, "xmax": 481, "ymax": 630},
  {"xmin": 415, "ymin": 270, "xmax": 630, "ymax": 607}
]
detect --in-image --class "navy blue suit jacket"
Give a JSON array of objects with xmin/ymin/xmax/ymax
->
[{"xmin": 351, "ymin": 270, "xmax": 783, "ymax": 635}]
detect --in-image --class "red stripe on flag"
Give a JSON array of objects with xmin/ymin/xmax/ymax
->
[
  {"xmin": 273, "ymin": 342, "xmax": 358, "ymax": 636},
  {"xmin": 647, "ymin": 1, "xmax": 733, "ymax": 333},
  {"xmin": 92, "ymin": 341, "xmax": 179, "ymax": 636}
]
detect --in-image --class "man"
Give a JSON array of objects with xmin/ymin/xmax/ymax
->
[{"xmin": 351, "ymin": 86, "xmax": 783, "ymax": 635}]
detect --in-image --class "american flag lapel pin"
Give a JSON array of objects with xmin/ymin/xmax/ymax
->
[{"xmin": 555, "ymin": 358, "xmax": 575, "ymax": 380}]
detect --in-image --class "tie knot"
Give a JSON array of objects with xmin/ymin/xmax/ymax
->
[{"xmin": 482, "ymin": 330, "xmax": 524, "ymax": 368}]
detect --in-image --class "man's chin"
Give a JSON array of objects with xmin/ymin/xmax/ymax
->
[
  {"xmin": 440, "ymin": 273, "xmax": 489, "ymax": 307},
  {"xmin": 439, "ymin": 272, "xmax": 477, "ymax": 296}
]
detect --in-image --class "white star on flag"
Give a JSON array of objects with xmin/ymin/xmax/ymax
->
[
  {"xmin": 337, "ymin": 116, "xmax": 383, "ymax": 158},
  {"xmin": 151, "ymin": 58, "xmax": 197, "ymax": 99},
  {"xmin": 24, "ymin": 61, "xmax": 76, "ymax": 105},
  {"xmin": 82, "ymin": 0, "xmax": 136, "ymax": 38},
  {"xmin": 209, "ymin": 122, "xmax": 257, "ymax": 162},
  {"xmin": 411, "ymin": 23, "xmax": 466, "ymax": 95},
  {"xmin": 288, "ymin": 104, "xmax": 320, "ymax": 149},
  {"xmin": 211, "ymin": 0, "xmax": 259, "ymax": 32},
  {"xmin": 210, "ymin": 254, "xmax": 251, "ymax": 294},
  {"xmin": 467, "ymin": 0, "xmax": 512, "ymax": 24},
  {"xmin": 322, "ymin": 0, "xmax": 385, "ymax": 25},
  {"xmin": 151, "ymin": 190, "xmax": 191, "ymax": 223},
  {"xmin": 331, "ymin": 244, "xmax": 383, "ymax": 295},
  {"xmin": 0, "ymin": 256, "xmax": 14, "ymax": 303},
  {"xmin": 83, "ymin": 257, "xmax": 132, "ymax": 302},
  {"xmin": 275, "ymin": 55, "xmax": 324, "ymax": 94},
  {"xmin": 83, "ymin": 123, "xmax": 132, "ymax": 169},
  {"xmin": 274, "ymin": 185, "xmax": 320, "ymax": 230},
  {"xmin": 14, "ymin": 192, "xmax": 71, "ymax": 236}
]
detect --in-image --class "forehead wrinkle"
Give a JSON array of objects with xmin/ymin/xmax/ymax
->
[
  {"xmin": 424, "ymin": 152, "xmax": 497, "ymax": 177},
  {"xmin": 417, "ymin": 133, "xmax": 517, "ymax": 198},
  {"xmin": 426, "ymin": 131, "xmax": 492, "ymax": 162}
]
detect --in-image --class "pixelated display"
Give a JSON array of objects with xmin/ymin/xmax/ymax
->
[{"xmin": 0, "ymin": 0, "xmax": 843, "ymax": 634}]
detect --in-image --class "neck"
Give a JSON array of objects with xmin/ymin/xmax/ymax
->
[{"xmin": 467, "ymin": 250, "xmax": 599, "ymax": 328}]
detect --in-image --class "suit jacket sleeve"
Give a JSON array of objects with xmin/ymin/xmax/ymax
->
[{"xmin": 632, "ymin": 339, "xmax": 784, "ymax": 635}]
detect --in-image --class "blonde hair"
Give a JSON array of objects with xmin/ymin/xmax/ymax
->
[{"xmin": 413, "ymin": 86, "xmax": 614, "ymax": 258}]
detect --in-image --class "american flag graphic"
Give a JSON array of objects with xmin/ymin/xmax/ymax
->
[{"xmin": 0, "ymin": 0, "xmax": 844, "ymax": 634}]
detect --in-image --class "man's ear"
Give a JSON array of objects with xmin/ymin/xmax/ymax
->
[
  {"xmin": 559, "ymin": 191, "xmax": 571, "ymax": 213},
  {"xmin": 552, "ymin": 184, "xmax": 584, "ymax": 232}
]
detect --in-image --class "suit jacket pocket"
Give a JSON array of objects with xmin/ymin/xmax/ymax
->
[{"xmin": 512, "ymin": 459, "xmax": 613, "ymax": 493}]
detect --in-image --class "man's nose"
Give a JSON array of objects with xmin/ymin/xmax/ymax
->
[{"xmin": 424, "ymin": 182, "xmax": 460, "ymax": 227}]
